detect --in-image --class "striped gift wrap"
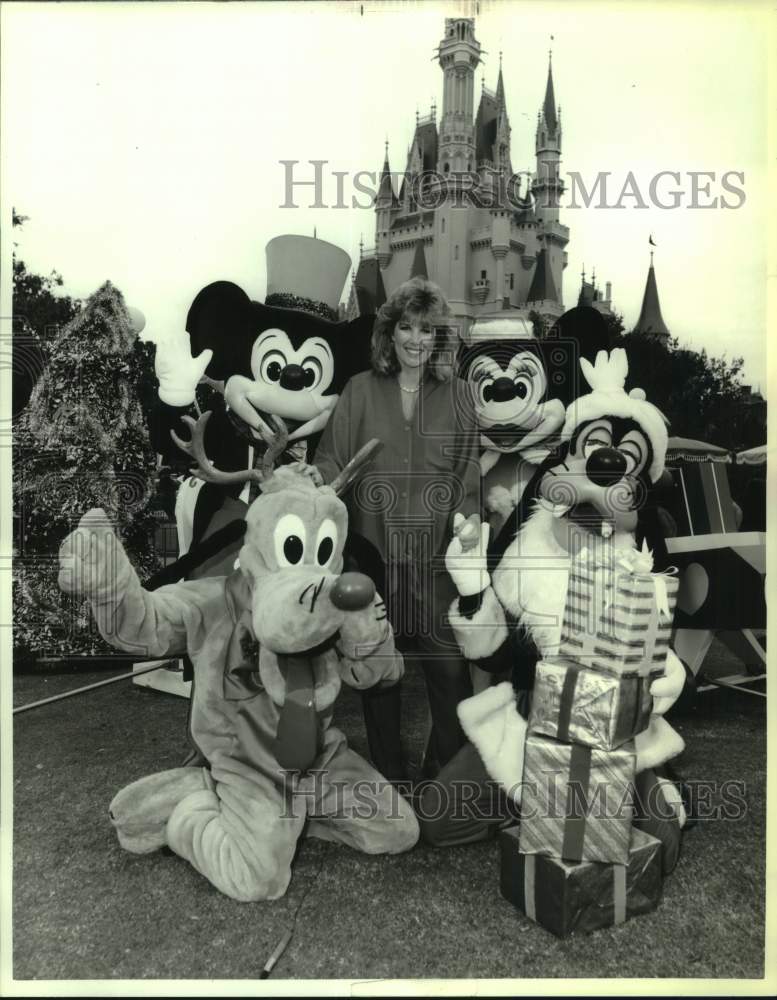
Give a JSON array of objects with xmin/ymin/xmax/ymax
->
[
  {"xmin": 519, "ymin": 732, "xmax": 636, "ymax": 864},
  {"xmin": 500, "ymin": 825, "xmax": 663, "ymax": 937},
  {"xmin": 560, "ymin": 564, "xmax": 678, "ymax": 677}
]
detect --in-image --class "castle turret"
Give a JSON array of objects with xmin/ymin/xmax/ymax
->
[
  {"xmin": 436, "ymin": 18, "xmax": 481, "ymax": 174},
  {"xmin": 533, "ymin": 55, "xmax": 564, "ymax": 224},
  {"xmin": 633, "ymin": 252, "xmax": 670, "ymax": 342},
  {"xmin": 531, "ymin": 52, "xmax": 568, "ymax": 309},
  {"xmin": 375, "ymin": 142, "xmax": 396, "ymax": 267}
]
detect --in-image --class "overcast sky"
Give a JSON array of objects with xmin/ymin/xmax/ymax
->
[{"xmin": 1, "ymin": 0, "xmax": 770, "ymax": 388}]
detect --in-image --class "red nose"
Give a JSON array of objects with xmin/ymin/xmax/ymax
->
[{"xmin": 330, "ymin": 572, "xmax": 375, "ymax": 611}]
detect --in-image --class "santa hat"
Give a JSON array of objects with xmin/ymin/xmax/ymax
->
[{"xmin": 561, "ymin": 348, "xmax": 668, "ymax": 483}]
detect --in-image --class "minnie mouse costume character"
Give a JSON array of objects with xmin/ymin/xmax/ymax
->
[
  {"xmin": 150, "ymin": 236, "xmax": 373, "ymax": 583},
  {"xmin": 458, "ymin": 307, "xmax": 612, "ymax": 542},
  {"xmin": 58, "ymin": 429, "xmax": 418, "ymax": 903},
  {"xmin": 419, "ymin": 347, "xmax": 687, "ymax": 862}
]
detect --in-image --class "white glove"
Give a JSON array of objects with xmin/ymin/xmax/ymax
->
[
  {"xmin": 446, "ymin": 515, "xmax": 491, "ymax": 597},
  {"xmin": 154, "ymin": 335, "xmax": 213, "ymax": 407},
  {"xmin": 58, "ymin": 508, "xmax": 130, "ymax": 602},
  {"xmin": 649, "ymin": 648, "xmax": 686, "ymax": 716}
]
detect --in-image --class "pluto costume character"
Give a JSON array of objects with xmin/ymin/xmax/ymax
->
[
  {"xmin": 58, "ymin": 434, "xmax": 418, "ymax": 903},
  {"xmin": 420, "ymin": 348, "xmax": 687, "ymax": 856}
]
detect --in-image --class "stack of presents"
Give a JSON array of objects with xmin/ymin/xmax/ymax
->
[{"xmin": 500, "ymin": 543, "xmax": 681, "ymax": 937}]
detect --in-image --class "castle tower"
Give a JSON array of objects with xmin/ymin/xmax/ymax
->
[
  {"xmin": 531, "ymin": 52, "xmax": 568, "ymax": 310},
  {"xmin": 436, "ymin": 18, "xmax": 482, "ymax": 174},
  {"xmin": 353, "ymin": 16, "xmax": 575, "ymax": 336},
  {"xmin": 633, "ymin": 252, "xmax": 670, "ymax": 342},
  {"xmin": 375, "ymin": 142, "xmax": 396, "ymax": 267}
]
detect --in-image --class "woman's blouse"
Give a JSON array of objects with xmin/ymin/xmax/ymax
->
[{"xmin": 313, "ymin": 370, "xmax": 481, "ymax": 574}]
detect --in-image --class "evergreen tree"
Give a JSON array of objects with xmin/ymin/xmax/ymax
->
[{"xmin": 14, "ymin": 282, "xmax": 162, "ymax": 664}]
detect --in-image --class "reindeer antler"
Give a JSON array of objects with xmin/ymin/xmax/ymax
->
[
  {"xmin": 330, "ymin": 438, "xmax": 383, "ymax": 496},
  {"xmin": 171, "ymin": 411, "xmax": 288, "ymax": 486}
]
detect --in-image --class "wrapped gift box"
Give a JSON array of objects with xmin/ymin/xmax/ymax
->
[
  {"xmin": 528, "ymin": 658, "xmax": 659, "ymax": 751},
  {"xmin": 632, "ymin": 769, "xmax": 684, "ymax": 875},
  {"xmin": 560, "ymin": 548, "xmax": 678, "ymax": 676},
  {"xmin": 519, "ymin": 733, "xmax": 635, "ymax": 864},
  {"xmin": 500, "ymin": 824, "xmax": 662, "ymax": 937}
]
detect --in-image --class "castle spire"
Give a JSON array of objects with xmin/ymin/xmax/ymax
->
[
  {"xmin": 496, "ymin": 52, "xmax": 505, "ymax": 107},
  {"xmin": 376, "ymin": 142, "xmax": 395, "ymax": 205},
  {"xmin": 543, "ymin": 55, "xmax": 558, "ymax": 134},
  {"xmin": 633, "ymin": 255, "xmax": 670, "ymax": 342}
]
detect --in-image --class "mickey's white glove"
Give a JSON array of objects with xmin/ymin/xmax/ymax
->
[
  {"xmin": 154, "ymin": 335, "xmax": 213, "ymax": 407},
  {"xmin": 649, "ymin": 648, "xmax": 686, "ymax": 716},
  {"xmin": 446, "ymin": 515, "xmax": 491, "ymax": 597}
]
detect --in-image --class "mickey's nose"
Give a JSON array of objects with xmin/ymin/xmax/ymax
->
[
  {"xmin": 330, "ymin": 572, "xmax": 375, "ymax": 611},
  {"xmin": 279, "ymin": 364, "xmax": 308, "ymax": 391},
  {"xmin": 586, "ymin": 447, "xmax": 627, "ymax": 486},
  {"xmin": 484, "ymin": 377, "xmax": 518, "ymax": 404}
]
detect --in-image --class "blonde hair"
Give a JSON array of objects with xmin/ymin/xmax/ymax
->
[{"xmin": 371, "ymin": 277, "xmax": 455, "ymax": 381}]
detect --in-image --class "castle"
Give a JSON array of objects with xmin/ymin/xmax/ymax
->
[{"xmin": 349, "ymin": 17, "xmax": 570, "ymax": 337}]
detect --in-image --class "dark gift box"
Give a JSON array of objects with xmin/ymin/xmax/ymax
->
[
  {"xmin": 500, "ymin": 825, "xmax": 662, "ymax": 937},
  {"xmin": 519, "ymin": 733, "xmax": 635, "ymax": 864},
  {"xmin": 529, "ymin": 658, "xmax": 658, "ymax": 751}
]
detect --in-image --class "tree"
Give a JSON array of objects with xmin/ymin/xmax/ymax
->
[
  {"xmin": 13, "ymin": 281, "xmax": 163, "ymax": 664},
  {"xmin": 610, "ymin": 330, "xmax": 760, "ymax": 451}
]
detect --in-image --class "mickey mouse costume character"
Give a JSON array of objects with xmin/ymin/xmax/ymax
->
[
  {"xmin": 150, "ymin": 236, "xmax": 374, "ymax": 583},
  {"xmin": 58, "ymin": 429, "xmax": 418, "ymax": 903},
  {"xmin": 419, "ymin": 347, "xmax": 687, "ymax": 863}
]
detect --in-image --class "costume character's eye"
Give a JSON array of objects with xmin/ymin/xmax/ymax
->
[
  {"xmin": 301, "ymin": 356, "xmax": 324, "ymax": 390},
  {"xmin": 274, "ymin": 514, "xmax": 307, "ymax": 567},
  {"xmin": 514, "ymin": 375, "xmax": 532, "ymax": 400},
  {"xmin": 260, "ymin": 349, "xmax": 287, "ymax": 383},
  {"xmin": 576, "ymin": 421, "xmax": 613, "ymax": 459},
  {"xmin": 479, "ymin": 378, "xmax": 495, "ymax": 405},
  {"xmin": 618, "ymin": 432, "xmax": 649, "ymax": 476},
  {"xmin": 314, "ymin": 518, "xmax": 337, "ymax": 566}
]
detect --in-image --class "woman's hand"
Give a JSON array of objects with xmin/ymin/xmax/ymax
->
[
  {"xmin": 446, "ymin": 515, "xmax": 490, "ymax": 597},
  {"xmin": 286, "ymin": 461, "xmax": 324, "ymax": 487}
]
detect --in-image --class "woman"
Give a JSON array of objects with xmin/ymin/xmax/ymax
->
[{"xmin": 313, "ymin": 277, "xmax": 481, "ymax": 782}]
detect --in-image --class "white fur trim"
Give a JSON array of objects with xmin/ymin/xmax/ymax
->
[
  {"xmin": 492, "ymin": 506, "xmax": 570, "ymax": 655},
  {"xmin": 448, "ymin": 587, "xmax": 508, "ymax": 661},
  {"xmin": 486, "ymin": 485, "xmax": 515, "ymax": 519},
  {"xmin": 457, "ymin": 683, "xmax": 527, "ymax": 804},
  {"xmin": 634, "ymin": 715, "xmax": 685, "ymax": 772},
  {"xmin": 561, "ymin": 349, "xmax": 668, "ymax": 482}
]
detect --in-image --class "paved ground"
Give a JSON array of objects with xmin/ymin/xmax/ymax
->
[{"xmin": 11, "ymin": 642, "xmax": 766, "ymax": 983}]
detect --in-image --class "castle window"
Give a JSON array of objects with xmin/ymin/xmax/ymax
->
[
  {"xmin": 480, "ymin": 269, "xmax": 487, "ymax": 280},
  {"xmin": 441, "ymin": 218, "xmax": 446, "ymax": 233},
  {"xmin": 444, "ymin": 162, "xmax": 450, "ymax": 173},
  {"xmin": 454, "ymin": 245, "xmax": 459, "ymax": 260},
  {"xmin": 510, "ymin": 273, "xmax": 515, "ymax": 290}
]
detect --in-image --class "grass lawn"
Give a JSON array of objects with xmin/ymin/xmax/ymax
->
[{"xmin": 11, "ymin": 641, "xmax": 766, "ymax": 982}]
